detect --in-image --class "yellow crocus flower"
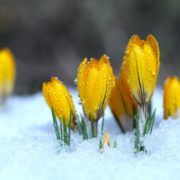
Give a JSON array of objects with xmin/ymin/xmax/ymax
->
[
  {"xmin": 164, "ymin": 76, "xmax": 180, "ymax": 119},
  {"xmin": 0, "ymin": 48, "xmax": 16, "ymax": 103},
  {"xmin": 77, "ymin": 54, "xmax": 115, "ymax": 122},
  {"xmin": 109, "ymin": 77, "xmax": 136, "ymax": 132},
  {"xmin": 121, "ymin": 34, "xmax": 160, "ymax": 106},
  {"xmin": 42, "ymin": 77, "xmax": 76, "ymax": 126}
]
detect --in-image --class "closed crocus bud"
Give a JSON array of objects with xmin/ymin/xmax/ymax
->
[
  {"xmin": 121, "ymin": 35, "xmax": 160, "ymax": 152},
  {"xmin": 0, "ymin": 48, "xmax": 16, "ymax": 104},
  {"xmin": 42, "ymin": 77, "xmax": 76, "ymax": 126},
  {"xmin": 164, "ymin": 76, "xmax": 180, "ymax": 119},
  {"xmin": 77, "ymin": 54, "xmax": 115, "ymax": 122},
  {"xmin": 121, "ymin": 34, "xmax": 160, "ymax": 106},
  {"xmin": 109, "ymin": 77, "xmax": 136, "ymax": 132}
]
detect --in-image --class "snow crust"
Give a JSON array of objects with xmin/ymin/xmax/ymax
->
[{"xmin": 0, "ymin": 88, "xmax": 180, "ymax": 180}]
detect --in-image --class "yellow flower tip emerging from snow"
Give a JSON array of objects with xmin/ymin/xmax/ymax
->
[
  {"xmin": 104, "ymin": 131, "xmax": 110, "ymax": 146},
  {"xmin": 0, "ymin": 48, "xmax": 16, "ymax": 102},
  {"xmin": 121, "ymin": 34, "xmax": 160, "ymax": 106},
  {"xmin": 77, "ymin": 54, "xmax": 115, "ymax": 121},
  {"xmin": 42, "ymin": 77, "xmax": 76, "ymax": 126},
  {"xmin": 163, "ymin": 76, "xmax": 180, "ymax": 119}
]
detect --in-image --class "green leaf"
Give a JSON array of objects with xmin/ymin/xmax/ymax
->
[
  {"xmin": 143, "ymin": 108, "xmax": 156, "ymax": 136},
  {"xmin": 143, "ymin": 115, "xmax": 150, "ymax": 136},
  {"xmin": 68, "ymin": 110, "xmax": 73, "ymax": 145},
  {"xmin": 60, "ymin": 119, "xmax": 63, "ymax": 141},
  {"xmin": 149, "ymin": 109, "xmax": 156, "ymax": 134},
  {"xmin": 63, "ymin": 118, "xmax": 68, "ymax": 145},
  {"xmin": 80, "ymin": 115, "xmax": 88, "ymax": 140},
  {"xmin": 76, "ymin": 116, "xmax": 82, "ymax": 135},
  {"xmin": 51, "ymin": 108, "xmax": 61, "ymax": 140},
  {"xmin": 107, "ymin": 141, "xmax": 111, "ymax": 147},
  {"xmin": 99, "ymin": 138, "xmax": 103, "ymax": 150}
]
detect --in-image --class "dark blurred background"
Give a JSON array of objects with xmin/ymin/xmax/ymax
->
[{"xmin": 0, "ymin": 0, "xmax": 179, "ymax": 94}]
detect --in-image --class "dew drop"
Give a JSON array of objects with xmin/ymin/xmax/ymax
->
[
  {"xmin": 94, "ymin": 105, "xmax": 98, "ymax": 111},
  {"xmin": 74, "ymin": 78, "xmax": 77, "ymax": 85},
  {"xmin": 152, "ymin": 70, "xmax": 156, "ymax": 76}
]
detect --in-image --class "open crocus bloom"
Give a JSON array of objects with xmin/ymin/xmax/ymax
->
[
  {"xmin": 77, "ymin": 54, "xmax": 115, "ymax": 121},
  {"xmin": 43, "ymin": 77, "xmax": 76, "ymax": 126},
  {"xmin": 164, "ymin": 76, "xmax": 180, "ymax": 119},
  {"xmin": 121, "ymin": 34, "xmax": 160, "ymax": 106},
  {"xmin": 0, "ymin": 48, "xmax": 16, "ymax": 104}
]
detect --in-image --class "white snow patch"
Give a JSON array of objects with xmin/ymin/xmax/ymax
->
[{"xmin": 0, "ymin": 88, "xmax": 180, "ymax": 180}]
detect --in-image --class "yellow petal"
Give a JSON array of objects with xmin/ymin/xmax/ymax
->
[
  {"xmin": 0, "ymin": 48, "xmax": 16, "ymax": 99},
  {"xmin": 77, "ymin": 58, "xmax": 87, "ymax": 106},
  {"xmin": 42, "ymin": 77, "xmax": 76, "ymax": 125},
  {"xmin": 109, "ymin": 78, "xmax": 126, "ymax": 118},
  {"xmin": 77, "ymin": 54, "xmax": 115, "ymax": 121},
  {"xmin": 163, "ymin": 76, "xmax": 180, "ymax": 119},
  {"xmin": 109, "ymin": 77, "xmax": 136, "ymax": 122},
  {"xmin": 121, "ymin": 34, "xmax": 160, "ymax": 105}
]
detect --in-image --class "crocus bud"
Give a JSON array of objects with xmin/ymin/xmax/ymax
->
[
  {"xmin": 163, "ymin": 76, "xmax": 180, "ymax": 119},
  {"xmin": 77, "ymin": 54, "xmax": 115, "ymax": 122},
  {"xmin": 43, "ymin": 77, "xmax": 76, "ymax": 126},
  {"xmin": 121, "ymin": 34, "xmax": 160, "ymax": 106},
  {"xmin": 0, "ymin": 48, "xmax": 16, "ymax": 104}
]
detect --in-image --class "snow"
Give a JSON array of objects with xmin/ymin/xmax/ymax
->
[{"xmin": 0, "ymin": 88, "xmax": 180, "ymax": 180}]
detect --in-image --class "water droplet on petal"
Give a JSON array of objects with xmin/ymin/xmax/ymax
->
[
  {"xmin": 152, "ymin": 70, "xmax": 156, "ymax": 76},
  {"xmin": 74, "ymin": 78, "xmax": 77, "ymax": 85}
]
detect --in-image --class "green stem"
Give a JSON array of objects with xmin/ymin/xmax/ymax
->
[
  {"xmin": 81, "ymin": 116, "xmax": 88, "ymax": 140},
  {"xmin": 68, "ymin": 111, "xmax": 73, "ymax": 145},
  {"xmin": 91, "ymin": 121, "xmax": 98, "ymax": 138},
  {"xmin": 101, "ymin": 116, "xmax": 105, "ymax": 136},
  {"xmin": 135, "ymin": 105, "xmax": 146, "ymax": 152},
  {"xmin": 99, "ymin": 116, "xmax": 105, "ymax": 150},
  {"xmin": 139, "ymin": 105, "xmax": 146, "ymax": 151},
  {"xmin": 60, "ymin": 120, "xmax": 63, "ymax": 141}
]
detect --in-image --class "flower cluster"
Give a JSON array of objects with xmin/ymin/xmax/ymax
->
[
  {"xmin": 43, "ymin": 55, "xmax": 115, "ymax": 143},
  {"xmin": 42, "ymin": 34, "xmax": 179, "ymax": 152},
  {"xmin": 0, "ymin": 34, "xmax": 178, "ymax": 152}
]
